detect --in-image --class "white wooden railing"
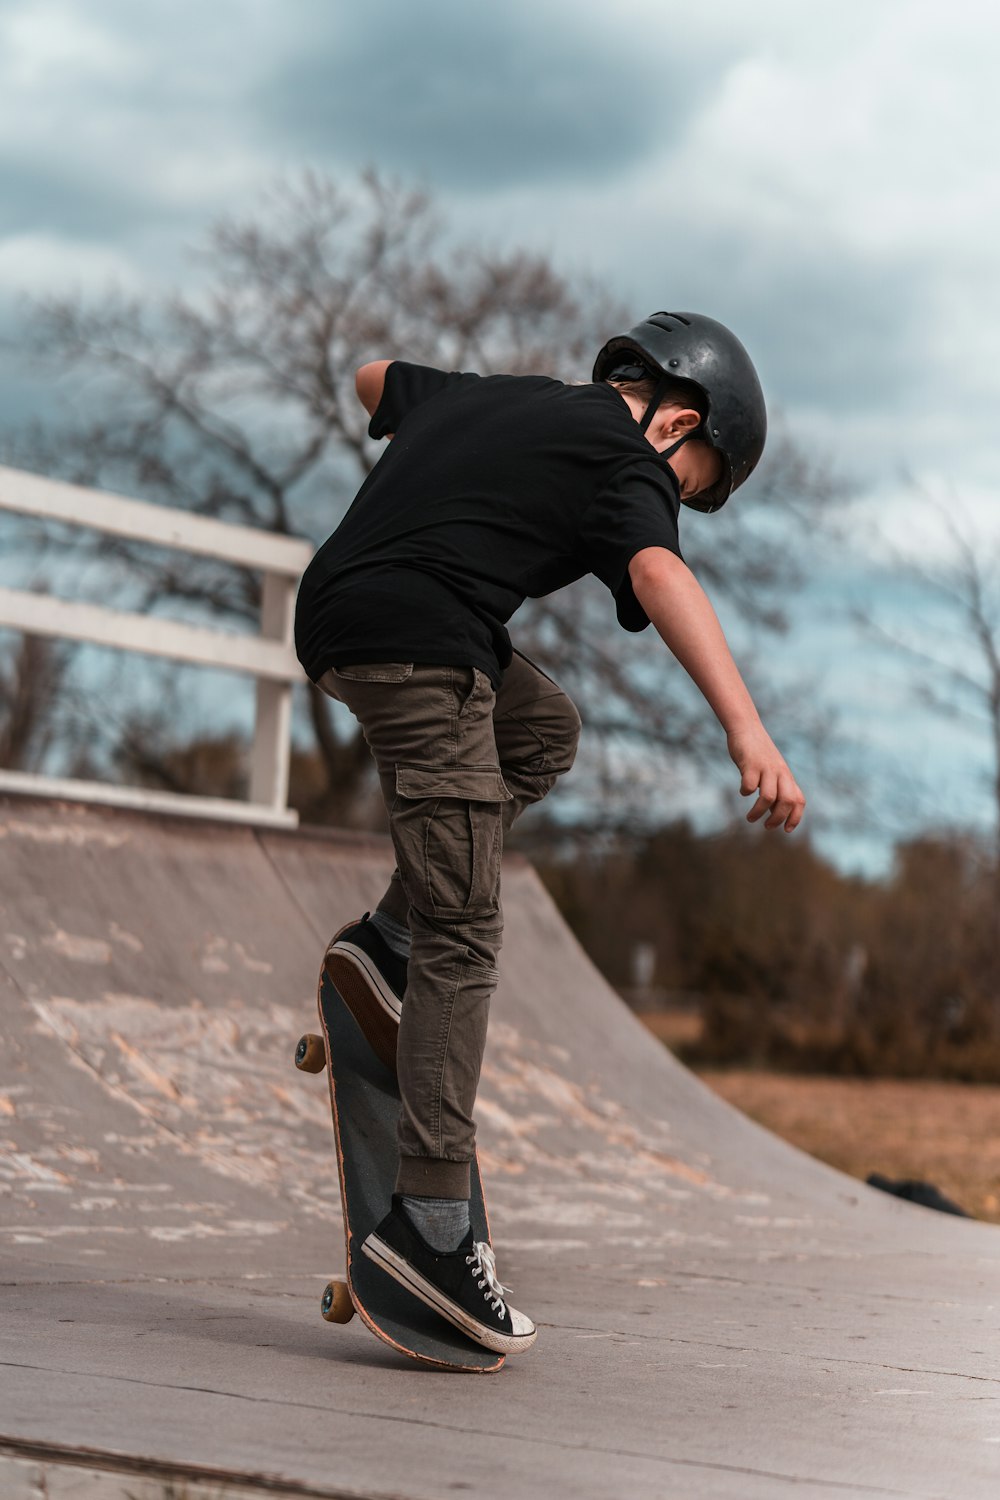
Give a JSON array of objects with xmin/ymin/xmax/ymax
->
[{"xmin": 0, "ymin": 465, "xmax": 314, "ymax": 828}]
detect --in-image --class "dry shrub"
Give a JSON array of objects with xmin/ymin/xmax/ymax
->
[{"xmin": 536, "ymin": 823, "xmax": 1000, "ymax": 1080}]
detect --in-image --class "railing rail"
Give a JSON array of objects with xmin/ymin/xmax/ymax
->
[{"xmin": 0, "ymin": 465, "xmax": 314, "ymax": 827}]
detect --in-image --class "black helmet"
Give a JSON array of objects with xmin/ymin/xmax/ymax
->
[{"xmin": 593, "ymin": 311, "xmax": 766, "ymax": 513}]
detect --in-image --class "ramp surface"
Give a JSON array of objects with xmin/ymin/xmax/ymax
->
[{"xmin": 1, "ymin": 794, "xmax": 998, "ymax": 1499}]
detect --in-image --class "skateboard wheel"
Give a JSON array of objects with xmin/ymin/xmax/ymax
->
[
  {"xmin": 321, "ymin": 1279, "xmax": 355, "ymax": 1323},
  {"xmin": 294, "ymin": 1033, "xmax": 326, "ymax": 1073}
]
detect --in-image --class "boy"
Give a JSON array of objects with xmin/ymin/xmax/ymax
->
[{"xmin": 294, "ymin": 310, "xmax": 806, "ymax": 1357}]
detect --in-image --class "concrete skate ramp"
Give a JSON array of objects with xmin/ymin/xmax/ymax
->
[{"xmin": 2, "ymin": 794, "xmax": 999, "ymax": 1500}]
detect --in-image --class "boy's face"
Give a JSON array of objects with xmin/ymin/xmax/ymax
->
[
  {"xmin": 613, "ymin": 388, "xmax": 724, "ymax": 503},
  {"xmin": 665, "ymin": 434, "xmax": 724, "ymax": 504},
  {"xmin": 643, "ymin": 399, "xmax": 723, "ymax": 503}
]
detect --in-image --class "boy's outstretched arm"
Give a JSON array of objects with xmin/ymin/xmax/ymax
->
[{"xmin": 629, "ymin": 546, "xmax": 806, "ymax": 833}]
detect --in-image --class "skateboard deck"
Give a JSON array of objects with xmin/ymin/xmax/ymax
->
[{"xmin": 295, "ymin": 963, "xmax": 505, "ymax": 1373}]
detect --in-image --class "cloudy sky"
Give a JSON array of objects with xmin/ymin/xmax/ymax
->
[{"xmin": 1, "ymin": 0, "xmax": 998, "ymax": 869}]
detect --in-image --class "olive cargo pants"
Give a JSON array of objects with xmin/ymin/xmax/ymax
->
[{"xmin": 318, "ymin": 650, "xmax": 581, "ymax": 1199}]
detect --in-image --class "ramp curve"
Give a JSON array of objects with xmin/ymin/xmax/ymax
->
[{"xmin": 1, "ymin": 794, "xmax": 999, "ymax": 1499}]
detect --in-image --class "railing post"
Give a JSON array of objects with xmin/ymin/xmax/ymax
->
[
  {"xmin": 0, "ymin": 466, "xmax": 312, "ymax": 826},
  {"xmin": 250, "ymin": 571, "xmax": 296, "ymax": 812}
]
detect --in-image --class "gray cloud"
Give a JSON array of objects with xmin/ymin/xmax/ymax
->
[
  {"xmin": 256, "ymin": 0, "xmax": 720, "ymax": 190},
  {"xmin": 657, "ymin": 238, "xmax": 926, "ymax": 418},
  {"xmin": 0, "ymin": 0, "xmax": 995, "ymax": 493},
  {"xmin": 0, "ymin": 154, "xmax": 168, "ymax": 242}
]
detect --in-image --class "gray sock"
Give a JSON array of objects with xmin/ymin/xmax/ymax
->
[
  {"xmin": 368, "ymin": 909, "xmax": 411, "ymax": 960},
  {"xmin": 401, "ymin": 1194, "xmax": 471, "ymax": 1253}
]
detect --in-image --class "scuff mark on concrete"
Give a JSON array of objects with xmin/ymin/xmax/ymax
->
[
  {"xmin": 27, "ymin": 995, "xmax": 334, "ymax": 1209},
  {"xmin": 480, "ymin": 1023, "xmax": 768, "ymax": 1214},
  {"xmin": 146, "ymin": 1219, "xmax": 287, "ymax": 1243},
  {"xmin": 2, "ymin": 932, "xmax": 27, "ymax": 961},
  {"xmin": 0, "ymin": 818, "xmax": 129, "ymax": 848},
  {"xmin": 43, "ymin": 931, "xmax": 113, "ymax": 965},
  {"xmin": 109, "ymin": 922, "xmax": 143, "ymax": 953},
  {"xmin": 7, "ymin": 1224, "xmax": 137, "ymax": 1239},
  {"xmin": 0, "ymin": 1151, "xmax": 72, "ymax": 1186},
  {"xmin": 198, "ymin": 935, "xmax": 273, "ymax": 975},
  {"xmin": 109, "ymin": 1032, "xmax": 185, "ymax": 1104}
]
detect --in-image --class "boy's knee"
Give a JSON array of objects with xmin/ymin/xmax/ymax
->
[
  {"xmin": 544, "ymin": 698, "xmax": 582, "ymax": 777},
  {"xmin": 500, "ymin": 697, "xmax": 581, "ymax": 782}
]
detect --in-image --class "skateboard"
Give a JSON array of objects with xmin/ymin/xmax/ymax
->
[{"xmin": 295, "ymin": 961, "xmax": 505, "ymax": 1373}]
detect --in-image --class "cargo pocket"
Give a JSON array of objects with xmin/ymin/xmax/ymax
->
[
  {"xmin": 392, "ymin": 765, "xmax": 512, "ymax": 921},
  {"xmin": 332, "ymin": 662, "xmax": 414, "ymax": 683}
]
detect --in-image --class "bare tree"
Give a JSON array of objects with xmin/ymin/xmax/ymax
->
[
  {"xmin": 859, "ymin": 494, "xmax": 1000, "ymax": 870},
  {"xmin": 3, "ymin": 168, "xmax": 831, "ymax": 835},
  {"xmin": 0, "ymin": 630, "xmax": 68, "ymax": 771}
]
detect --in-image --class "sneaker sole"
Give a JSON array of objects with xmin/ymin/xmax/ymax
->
[
  {"xmin": 324, "ymin": 941, "xmax": 402, "ymax": 1073},
  {"xmin": 362, "ymin": 1233, "xmax": 537, "ymax": 1356}
]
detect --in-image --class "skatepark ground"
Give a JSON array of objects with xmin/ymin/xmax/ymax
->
[{"xmin": 2, "ymin": 793, "xmax": 999, "ymax": 1499}]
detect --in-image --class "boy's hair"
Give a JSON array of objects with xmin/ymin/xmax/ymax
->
[{"xmin": 606, "ymin": 370, "xmax": 708, "ymax": 422}]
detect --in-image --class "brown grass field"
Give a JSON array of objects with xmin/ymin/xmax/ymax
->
[{"xmin": 638, "ymin": 1011, "xmax": 1000, "ymax": 1225}]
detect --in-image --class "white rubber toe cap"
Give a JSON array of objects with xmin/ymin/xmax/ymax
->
[{"xmin": 509, "ymin": 1307, "xmax": 537, "ymax": 1342}]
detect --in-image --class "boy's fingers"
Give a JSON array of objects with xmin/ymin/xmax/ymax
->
[
  {"xmin": 771, "ymin": 774, "xmax": 807, "ymax": 832},
  {"xmin": 765, "ymin": 800, "xmax": 794, "ymax": 830},
  {"xmin": 764, "ymin": 775, "xmax": 794, "ymax": 828},
  {"xmin": 745, "ymin": 790, "xmax": 770, "ymax": 823},
  {"xmin": 742, "ymin": 767, "xmax": 775, "ymax": 820},
  {"xmin": 787, "ymin": 782, "xmax": 807, "ymax": 831},
  {"xmin": 784, "ymin": 800, "xmax": 805, "ymax": 832},
  {"xmin": 745, "ymin": 767, "xmax": 806, "ymax": 831}
]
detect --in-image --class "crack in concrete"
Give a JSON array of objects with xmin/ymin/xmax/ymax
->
[
  {"xmin": 551, "ymin": 1322, "xmax": 1000, "ymax": 1383},
  {"xmin": 664, "ymin": 1267, "xmax": 999, "ymax": 1306},
  {"xmin": 0, "ymin": 1436, "xmax": 387, "ymax": 1500},
  {"xmin": 0, "ymin": 1385, "xmax": 936, "ymax": 1498}
]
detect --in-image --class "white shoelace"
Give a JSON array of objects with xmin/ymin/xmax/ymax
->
[{"xmin": 466, "ymin": 1241, "xmax": 510, "ymax": 1318}]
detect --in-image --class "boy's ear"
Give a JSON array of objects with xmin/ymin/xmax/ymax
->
[
  {"xmin": 670, "ymin": 407, "xmax": 703, "ymax": 435},
  {"xmin": 651, "ymin": 404, "xmax": 702, "ymax": 441}
]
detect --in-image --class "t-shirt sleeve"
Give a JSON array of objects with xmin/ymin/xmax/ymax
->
[
  {"xmin": 368, "ymin": 361, "xmax": 466, "ymax": 438},
  {"xmin": 577, "ymin": 461, "xmax": 683, "ymax": 632}
]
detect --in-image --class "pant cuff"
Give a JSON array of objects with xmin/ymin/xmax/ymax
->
[{"xmin": 396, "ymin": 1155, "xmax": 471, "ymax": 1199}]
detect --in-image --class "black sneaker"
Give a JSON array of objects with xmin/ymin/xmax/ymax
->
[
  {"xmin": 324, "ymin": 913, "xmax": 406, "ymax": 1071},
  {"xmin": 362, "ymin": 1195, "xmax": 537, "ymax": 1356}
]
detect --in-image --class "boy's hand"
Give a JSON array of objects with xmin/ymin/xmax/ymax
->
[{"xmin": 727, "ymin": 723, "xmax": 806, "ymax": 833}]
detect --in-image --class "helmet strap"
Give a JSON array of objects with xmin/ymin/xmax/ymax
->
[
  {"xmin": 639, "ymin": 373, "xmax": 671, "ymax": 434},
  {"xmin": 639, "ymin": 377, "xmax": 699, "ymax": 462},
  {"xmin": 662, "ymin": 433, "xmax": 693, "ymax": 462},
  {"xmin": 639, "ymin": 373, "xmax": 699, "ymax": 471}
]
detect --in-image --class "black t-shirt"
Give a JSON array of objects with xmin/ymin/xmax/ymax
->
[{"xmin": 295, "ymin": 362, "xmax": 683, "ymax": 688}]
